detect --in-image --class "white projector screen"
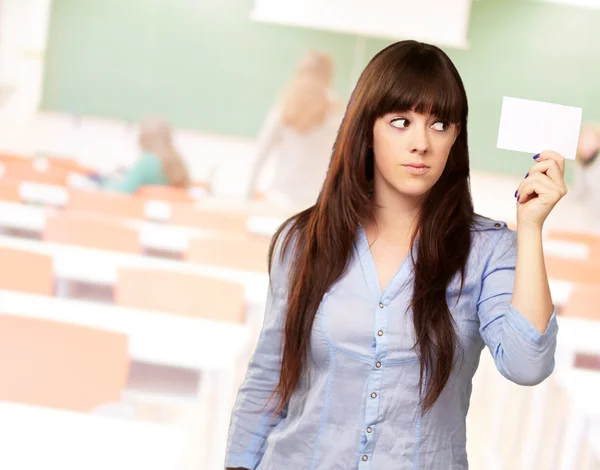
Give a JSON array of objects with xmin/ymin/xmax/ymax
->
[{"xmin": 251, "ymin": 0, "xmax": 472, "ymax": 49}]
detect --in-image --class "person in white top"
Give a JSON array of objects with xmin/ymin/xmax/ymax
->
[
  {"xmin": 246, "ymin": 51, "xmax": 343, "ymax": 209},
  {"xmin": 572, "ymin": 123, "xmax": 600, "ymax": 217}
]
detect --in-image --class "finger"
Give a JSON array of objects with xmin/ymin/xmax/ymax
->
[
  {"xmin": 516, "ymin": 173, "xmax": 544, "ymax": 200},
  {"xmin": 534, "ymin": 150, "xmax": 565, "ymax": 174},
  {"xmin": 527, "ymin": 159, "xmax": 565, "ymax": 187},
  {"xmin": 518, "ymin": 175, "xmax": 565, "ymax": 205},
  {"xmin": 518, "ymin": 177, "xmax": 554, "ymax": 204}
]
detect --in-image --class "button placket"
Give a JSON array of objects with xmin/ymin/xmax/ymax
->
[{"xmin": 360, "ymin": 298, "xmax": 390, "ymax": 463}]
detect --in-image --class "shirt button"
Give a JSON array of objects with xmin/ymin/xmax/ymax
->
[
  {"xmin": 376, "ymin": 361, "xmax": 382, "ymax": 368},
  {"xmin": 371, "ymin": 392, "xmax": 377, "ymax": 399},
  {"xmin": 366, "ymin": 426, "xmax": 373, "ymax": 433},
  {"xmin": 362, "ymin": 455, "xmax": 368, "ymax": 461},
  {"xmin": 379, "ymin": 302, "xmax": 384, "ymax": 308},
  {"xmin": 494, "ymin": 223, "xmax": 501, "ymax": 228},
  {"xmin": 377, "ymin": 330, "xmax": 383, "ymax": 337}
]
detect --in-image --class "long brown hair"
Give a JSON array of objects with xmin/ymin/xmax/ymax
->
[
  {"xmin": 138, "ymin": 116, "xmax": 190, "ymax": 188},
  {"xmin": 281, "ymin": 51, "xmax": 335, "ymax": 133},
  {"xmin": 270, "ymin": 40, "xmax": 474, "ymax": 414}
]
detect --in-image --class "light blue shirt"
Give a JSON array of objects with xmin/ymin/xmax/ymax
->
[{"xmin": 225, "ymin": 215, "xmax": 558, "ymax": 470}]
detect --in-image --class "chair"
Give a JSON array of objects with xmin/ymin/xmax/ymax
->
[
  {"xmin": 545, "ymin": 256, "xmax": 600, "ymax": 286},
  {"xmin": 137, "ymin": 185, "xmax": 193, "ymax": 203},
  {"xmin": 0, "ymin": 314, "xmax": 129, "ymax": 412},
  {"xmin": 66, "ymin": 188, "xmax": 146, "ymax": 220},
  {"xmin": 547, "ymin": 229, "xmax": 600, "ymax": 260},
  {"xmin": 186, "ymin": 236, "xmax": 270, "ymax": 272},
  {"xmin": 0, "ymin": 180, "xmax": 21, "ymax": 202},
  {"xmin": 116, "ymin": 267, "xmax": 246, "ymax": 323},
  {"xmin": 44, "ymin": 213, "xmax": 141, "ymax": 254},
  {"xmin": 170, "ymin": 205, "xmax": 248, "ymax": 232},
  {"xmin": 0, "ymin": 247, "xmax": 54, "ymax": 295}
]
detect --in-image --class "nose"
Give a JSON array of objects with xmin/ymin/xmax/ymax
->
[{"xmin": 409, "ymin": 125, "xmax": 430, "ymax": 155}]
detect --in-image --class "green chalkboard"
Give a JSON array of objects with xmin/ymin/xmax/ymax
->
[
  {"xmin": 41, "ymin": 0, "xmax": 358, "ymax": 135},
  {"xmin": 42, "ymin": 0, "xmax": 599, "ymax": 179}
]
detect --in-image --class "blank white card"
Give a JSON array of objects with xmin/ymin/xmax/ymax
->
[{"xmin": 496, "ymin": 96, "xmax": 582, "ymax": 160}]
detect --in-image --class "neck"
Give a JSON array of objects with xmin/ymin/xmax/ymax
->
[{"xmin": 368, "ymin": 185, "xmax": 423, "ymax": 242}]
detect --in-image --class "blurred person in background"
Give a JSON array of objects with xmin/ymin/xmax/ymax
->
[
  {"xmin": 97, "ymin": 115, "xmax": 190, "ymax": 193},
  {"xmin": 225, "ymin": 40, "xmax": 566, "ymax": 469},
  {"xmin": 572, "ymin": 122, "xmax": 600, "ymax": 215},
  {"xmin": 246, "ymin": 50, "xmax": 342, "ymax": 208}
]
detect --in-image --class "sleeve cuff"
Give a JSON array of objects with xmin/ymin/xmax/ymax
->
[
  {"xmin": 505, "ymin": 303, "xmax": 559, "ymax": 347},
  {"xmin": 225, "ymin": 451, "xmax": 261, "ymax": 470}
]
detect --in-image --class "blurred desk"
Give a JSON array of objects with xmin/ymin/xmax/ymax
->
[
  {"xmin": 543, "ymin": 239, "xmax": 591, "ymax": 260},
  {"xmin": 0, "ymin": 233, "xmax": 575, "ymax": 311},
  {"xmin": 0, "ymin": 290, "xmax": 248, "ymax": 371},
  {"xmin": 590, "ymin": 421, "xmax": 600, "ymax": 462},
  {"xmin": 557, "ymin": 369, "xmax": 600, "ymax": 470},
  {"xmin": 0, "ymin": 290, "xmax": 246, "ymax": 470},
  {"xmin": 0, "ymin": 401, "xmax": 188, "ymax": 470},
  {"xmin": 0, "ymin": 235, "xmax": 269, "ymax": 306},
  {"xmin": 0, "ymin": 201, "xmax": 283, "ymax": 253},
  {"xmin": 557, "ymin": 316, "xmax": 600, "ymax": 355}
]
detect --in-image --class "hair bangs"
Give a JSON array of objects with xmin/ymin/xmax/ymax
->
[{"xmin": 375, "ymin": 52, "xmax": 465, "ymax": 125}]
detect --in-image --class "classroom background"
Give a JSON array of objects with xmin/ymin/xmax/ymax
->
[{"xmin": 0, "ymin": 0, "xmax": 599, "ymax": 469}]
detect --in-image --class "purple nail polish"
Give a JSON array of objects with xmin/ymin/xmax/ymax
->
[
  {"xmin": 514, "ymin": 190, "xmax": 518, "ymax": 198},
  {"xmin": 533, "ymin": 154, "xmax": 540, "ymax": 160},
  {"xmin": 525, "ymin": 172, "xmax": 529, "ymax": 178},
  {"xmin": 517, "ymin": 195, "xmax": 521, "ymax": 201}
]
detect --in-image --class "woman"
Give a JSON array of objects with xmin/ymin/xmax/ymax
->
[
  {"xmin": 246, "ymin": 50, "xmax": 342, "ymax": 208},
  {"xmin": 103, "ymin": 116, "xmax": 190, "ymax": 193},
  {"xmin": 573, "ymin": 122, "xmax": 600, "ymax": 216},
  {"xmin": 226, "ymin": 41, "xmax": 565, "ymax": 469}
]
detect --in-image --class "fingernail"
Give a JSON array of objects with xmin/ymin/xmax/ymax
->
[
  {"xmin": 514, "ymin": 190, "xmax": 518, "ymax": 198},
  {"xmin": 525, "ymin": 172, "xmax": 529, "ymax": 178},
  {"xmin": 517, "ymin": 195, "xmax": 521, "ymax": 201},
  {"xmin": 533, "ymin": 154, "xmax": 540, "ymax": 160}
]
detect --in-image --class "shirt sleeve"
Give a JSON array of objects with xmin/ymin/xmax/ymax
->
[
  {"xmin": 225, "ymin": 232, "xmax": 291, "ymax": 469},
  {"xmin": 477, "ymin": 228, "xmax": 559, "ymax": 386}
]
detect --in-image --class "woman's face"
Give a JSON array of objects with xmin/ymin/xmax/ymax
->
[{"xmin": 372, "ymin": 110, "xmax": 459, "ymax": 201}]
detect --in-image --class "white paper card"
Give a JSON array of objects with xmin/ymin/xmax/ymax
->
[{"xmin": 496, "ymin": 96, "xmax": 582, "ymax": 160}]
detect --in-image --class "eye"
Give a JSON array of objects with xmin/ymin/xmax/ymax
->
[
  {"xmin": 390, "ymin": 118, "xmax": 409, "ymax": 129},
  {"xmin": 431, "ymin": 121, "xmax": 448, "ymax": 132}
]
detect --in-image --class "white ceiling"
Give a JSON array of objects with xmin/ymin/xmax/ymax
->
[
  {"xmin": 251, "ymin": 0, "xmax": 473, "ymax": 49},
  {"xmin": 539, "ymin": 0, "xmax": 600, "ymax": 8}
]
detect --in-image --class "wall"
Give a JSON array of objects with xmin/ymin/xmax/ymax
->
[{"xmin": 40, "ymin": 0, "xmax": 600, "ymax": 178}]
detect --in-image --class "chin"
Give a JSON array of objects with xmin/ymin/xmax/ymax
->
[{"xmin": 394, "ymin": 179, "xmax": 435, "ymax": 198}]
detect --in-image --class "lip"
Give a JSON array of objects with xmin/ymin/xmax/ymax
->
[{"xmin": 402, "ymin": 163, "xmax": 430, "ymax": 175}]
